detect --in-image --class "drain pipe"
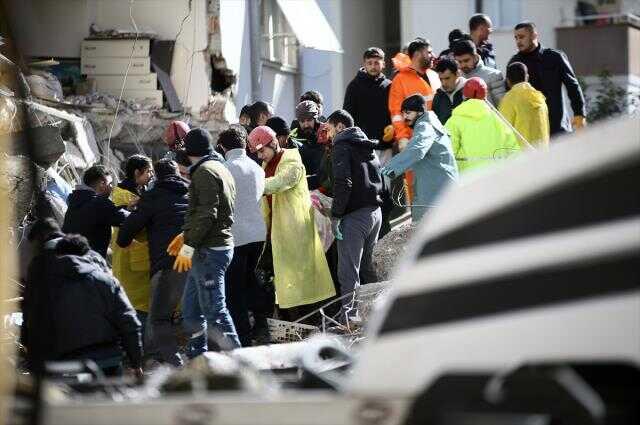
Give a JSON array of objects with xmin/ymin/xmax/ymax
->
[{"xmin": 248, "ymin": 0, "xmax": 262, "ymax": 102}]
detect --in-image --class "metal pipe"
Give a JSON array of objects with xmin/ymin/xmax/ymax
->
[{"xmin": 248, "ymin": 0, "xmax": 262, "ymax": 102}]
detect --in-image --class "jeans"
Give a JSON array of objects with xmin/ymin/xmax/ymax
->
[
  {"xmin": 147, "ymin": 268, "xmax": 186, "ymax": 367},
  {"xmin": 182, "ymin": 247, "xmax": 240, "ymax": 358},
  {"xmin": 337, "ymin": 206, "xmax": 382, "ymax": 311},
  {"xmin": 224, "ymin": 241, "xmax": 265, "ymax": 347}
]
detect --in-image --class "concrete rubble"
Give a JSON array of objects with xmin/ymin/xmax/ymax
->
[{"xmin": 373, "ymin": 223, "xmax": 417, "ymax": 281}]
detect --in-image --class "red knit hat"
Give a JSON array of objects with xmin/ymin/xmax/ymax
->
[
  {"xmin": 463, "ymin": 77, "xmax": 488, "ymax": 100},
  {"xmin": 248, "ymin": 126, "xmax": 277, "ymax": 153},
  {"xmin": 163, "ymin": 120, "xmax": 190, "ymax": 149}
]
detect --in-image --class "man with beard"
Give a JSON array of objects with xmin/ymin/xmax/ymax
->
[
  {"xmin": 388, "ymin": 38, "xmax": 440, "ymax": 152},
  {"xmin": 508, "ymin": 21, "xmax": 586, "ymax": 135},
  {"xmin": 453, "ymin": 39, "xmax": 506, "ymax": 106},
  {"xmin": 343, "ymin": 47, "xmax": 391, "ymax": 143},
  {"xmin": 469, "ymin": 14, "xmax": 497, "ymax": 69},
  {"xmin": 381, "ymin": 95, "xmax": 458, "ymax": 222},
  {"xmin": 388, "ymin": 38, "xmax": 441, "ymax": 204},
  {"xmin": 292, "ymin": 100, "xmax": 326, "ymax": 190}
]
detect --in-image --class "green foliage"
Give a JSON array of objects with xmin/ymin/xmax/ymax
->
[{"xmin": 581, "ymin": 70, "xmax": 640, "ymax": 122}]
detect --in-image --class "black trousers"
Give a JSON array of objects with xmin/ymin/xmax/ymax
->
[{"xmin": 225, "ymin": 241, "xmax": 267, "ymax": 346}]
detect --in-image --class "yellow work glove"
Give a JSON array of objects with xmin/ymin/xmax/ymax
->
[
  {"xmin": 572, "ymin": 115, "xmax": 586, "ymax": 130},
  {"xmin": 382, "ymin": 125, "xmax": 395, "ymax": 143},
  {"xmin": 167, "ymin": 232, "xmax": 184, "ymax": 256},
  {"xmin": 173, "ymin": 244, "xmax": 194, "ymax": 273}
]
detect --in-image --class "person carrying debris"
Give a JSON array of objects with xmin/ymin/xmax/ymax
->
[
  {"xmin": 111, "ymin": 154, "xmax": 153, "ymax": 345},
  {"xmin": 325, "ymin": 109, "xmax": 383, "ymax": 314},
  {"xmin": 445, "ymin": 77, "xmax": 521, "ymax": 173},
  {"xmin": 167, "ymin": 128, "xmax": 241, "ymax": 356},
  {"xmin": 248, "ymin": 126, "xmax": 335, "ymax": 321},
  {"xmin": 62, "ymin": 165, "xmax": 130, "ymax": 258},
  {"xmin": 381, "ymin": 94, "xmax": 458, "ymax": 222}
]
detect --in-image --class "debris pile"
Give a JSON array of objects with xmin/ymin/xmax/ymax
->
[{"xmin": 373, "ymin": 223, "xmax": 417, "ymax": 280}]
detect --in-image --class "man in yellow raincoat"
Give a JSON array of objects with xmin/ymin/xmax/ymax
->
[
  {"xmin": 247, "ymin": 126, "xmax": 335, "ymax": 320},
  {"xmin": 111, "ymin": 155, "xmax": 153, "ymax": 333},
  {"xmin": 445, "ymin": 78, "xmax": 521, "ymax": 173},
  {"xmin": 499, "ymin": 62, "xmax": 550, "ymax": 148}
]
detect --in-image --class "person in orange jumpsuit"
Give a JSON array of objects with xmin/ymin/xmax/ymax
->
[{"xmin": 388, "ymin": 38, "xmax": 441, "ymax": 201}]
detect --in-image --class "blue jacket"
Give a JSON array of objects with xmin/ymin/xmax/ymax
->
[{"xmin": 383, "ymin": 112, "xmax": 458, "ymax": 221}]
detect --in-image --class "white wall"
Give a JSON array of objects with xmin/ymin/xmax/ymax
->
[
  {"xmin": 301, "ymin": 0, "xmax": 386, "ymax": 115},
  {"xmin": 5, "ymin": 0, "xmax": 96, "ymax": 57},
  {"xmin": 400, "ymin": 0, "xmax": 577, "ymax": 73},
  {"xmin": 220, "ymin": 0, "xmax": 252, "ymax": 115},
  {"xmin": 260, "ymin": 66, "xmax": 296, "ymax": 120}
]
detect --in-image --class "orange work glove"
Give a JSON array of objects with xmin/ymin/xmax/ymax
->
[
  {"xmin": 167, "ymin": 232, "xmax": 184, "ymax": 256},
  {"xmin": 572, "ymin": 115, "xmax": 586, "ymax": 130},
  {"xmin": 173, "ymin": 244, "xmax": 194, "ymax": 273}
]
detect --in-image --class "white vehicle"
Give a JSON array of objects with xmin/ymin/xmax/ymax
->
[{"xmin": 44, "ymin": 117, "xmax": 640, "ymax": 425}]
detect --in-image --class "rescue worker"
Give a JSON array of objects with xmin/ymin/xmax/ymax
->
[
  {"xmin": 381, "ymin": 95, "xmax": 458, "ymax": 222},
  {"xmin": 111, "ymin": 155, "xmax": 153, "ymax": 334},
  {"xmin": 499, "ymin": 62, "xmax": 550, "ymax": 148},
  {"xmin": 388, "ymin": 37, "xmax": 441, "ymax": 202},
  {"xmin": 247, "ymin": 126, "xmax": 335, "ymax": 320},
  {"xmin": 445, "ymin": 78, "xmax": 521, "ymax": 173}
]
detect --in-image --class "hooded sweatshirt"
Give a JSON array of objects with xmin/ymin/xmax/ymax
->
[
  {"xmin": 432, "ymin": 77, "xmax": 467, "ymax": 124},
  {"xmin": 499, "ymin": 81, "xmax": 550, "ymax": 148},
  {"xmin": 445, "ymin": 99, "xmax": 521, "ymax": 173},
  {"xmin": 331, "ymin": 127, "xmax": 383, "ymax": 218},
  {"xmin": 23, "ymin": 253, "xmax": 142, "ymax": 369},
  {"xmin": 62, "ymin": 185, "xmax": 129, "ymax": 257},
  {"xmin": 343, "ymin": 68, "xmax": 391, "ymax": 142}
]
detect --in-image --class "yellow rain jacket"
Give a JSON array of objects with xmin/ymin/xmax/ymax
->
[
  {"xmin": 111, "ymin": 186, "xmax": 150, "ymax": 312},
  {"xmin": 499, "ymin": 82, "xmax": 550, "ymax": 148},
  {"xmin": 262, "ymin": 148, "xmax": 335, "ymax": 309},
  {"xmin": 445, "ymin": 99, "xmax": 521, "ymax": 173}
]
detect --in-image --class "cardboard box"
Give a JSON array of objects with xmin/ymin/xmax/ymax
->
[
  {"xmin": 102, "ymin": 89, "xmax": 163, "ymax": 107},
  {"xmin": 81, "ymin": 57, "xmax": 151, "ymax": 75},
  {"xmin": 81, "ymin": 39, "xmax": 150, "ymax": 58},
  {"xmin": 91, "ymin": 73, "xmax": 157, "ymax": 91}
]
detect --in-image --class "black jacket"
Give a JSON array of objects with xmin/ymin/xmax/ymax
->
[
  {"xmin": 432, "ymin": 84, "xmax": 465, "ymax": 125},
  {"xmin": 343, "ymin": 69, "xmax": 392, "ymax": 143},
  {"xmin": 62, "ymin": 186, "xmax": 129, "ymax": 257},
  {"xmin": 331, "ymin": 127, "xmax": 383, "ymax": 218},
  {"xmin": 509, "ymin": 44, "xmax": 586, "ymax": 135},
  {"xmin": 117, "ymin": 176, "xmax": 189, "ymax": 276},
  {"xmin": 22, "ymin": 250, "xmax": 142, "ymax": 371},
  {"xmin": 291, "ymin": 121, "xmax": 326, "ymax": 190}
]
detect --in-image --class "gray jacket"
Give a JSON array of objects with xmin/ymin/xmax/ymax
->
[
  {"xmin": 463, "ymin": 58, "xmax": 506, "ymax": 106},
  {"xmin": 224, "ymin": 148, "xmax": 266, "ymax": 247}
]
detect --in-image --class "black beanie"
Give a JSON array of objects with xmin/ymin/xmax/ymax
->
[
  {"xmin": 401, "ymin": 94, "xmax": 426, "ymax": 113},
  {"xmin": 184, "ymin": 128, "xmax": 213, "ymax": 157},
  {"xmin": 266, "ymin": 116, "xmax": 290, "ymax": 137}
]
